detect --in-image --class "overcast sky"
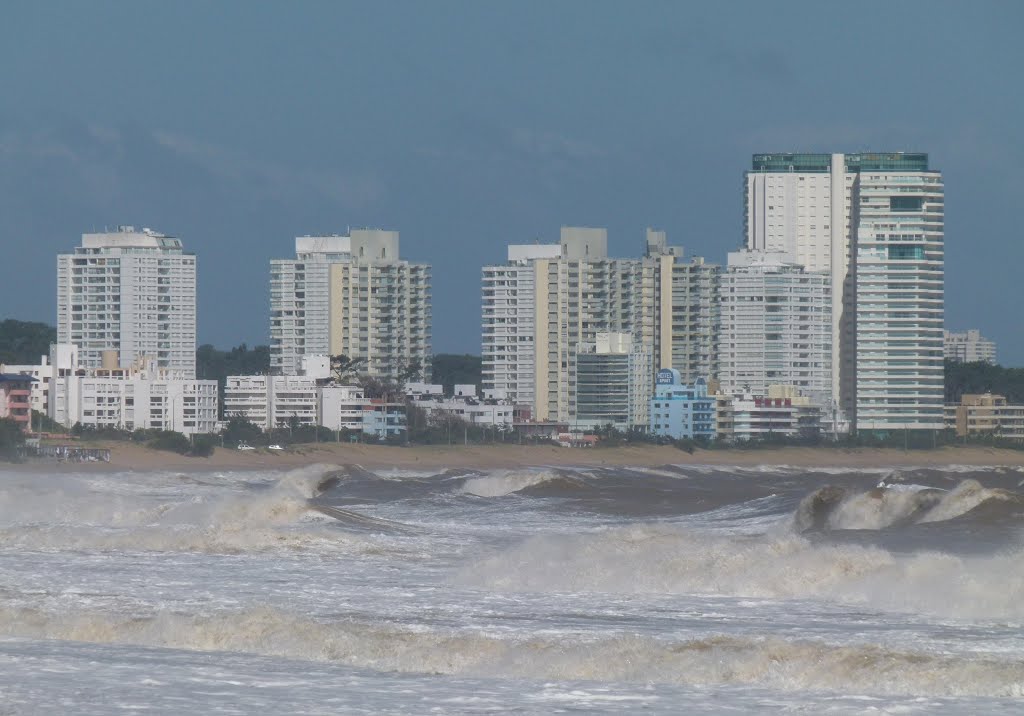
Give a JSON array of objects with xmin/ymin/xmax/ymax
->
[{"xmin": 2, "ymin": 1, "xmax": 1021, "ymax": 362}]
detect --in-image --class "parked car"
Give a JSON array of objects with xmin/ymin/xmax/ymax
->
[{"xmin": 236, "ymin": 443, "xmax": 255, "ymax": 451}]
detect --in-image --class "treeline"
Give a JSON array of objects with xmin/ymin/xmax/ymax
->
[
  {"xmin": 0, "ymin": 319, "xmax": 56, "ymax": 364},
  {"xmin": 944, "ymin": 359, "xmax": 1024, "ymax": 404}
]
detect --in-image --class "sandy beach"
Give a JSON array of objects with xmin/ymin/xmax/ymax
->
[{"xmin": 6, "ymin": 441, "xmax": 1024, "ymax": 472}]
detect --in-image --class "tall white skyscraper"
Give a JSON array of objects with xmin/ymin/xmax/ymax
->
[
  {"xmin": 481, "ymin": 228, "xmax": 718, "ymax": 424},
  {"xmin": 745, "ymin": 153, "xmax": 944, "ymax": 431},
  {"xmin": 718, "ymin": 250, "xmax": 832, "ymax": 405},
  {"xmin": 270, "ymin": 230, "xmax": 431, "ymax": 381},
  {"xmin": 57, "ymin": 226, "xmax": 197, "ymax": 377},
  {"xmin": 270, "ymin": 236, "xmax": 351, "ymax": 376}
]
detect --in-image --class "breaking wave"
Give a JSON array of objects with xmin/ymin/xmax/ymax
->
[
  {"xmin": 459, "ymin": 469, "xmax": 566, "ymax": 497},
  {"xmin": 0, "ymin": 465, "xmax": 405, "ymax": 554},
  {"xmin": 0, "ymin": 605, "xmax": 1020, "ymax": 697},
  {"xmin": 795, "ymin": 479, "xmax": 1024, "ymax": 532},
  {"xmin": 457, "ymin": 524, "xmax": 1024, "ymax": 620}
]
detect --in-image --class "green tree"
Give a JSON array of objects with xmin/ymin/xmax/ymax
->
[
  {"xmin": 0, "ymin": 418, "xmax": 27, "ymax": 462},
  {"xmin": 330, "ymin": 354, "xmax": 366, "ymax": 384},
  {"xmin": 189, "ymin": 433, "xmax": 218, "ymax": 457},
  {"xmin": 222, "ymin": 416, "xmax": 263, "ymax": 446},
  {"xmin": 944, "ymin": 359, "xmax": 1024, "ymax": 404},
  {"xmin": 146, "ymin": 430, "xmax": 191, "ymax": 455}
]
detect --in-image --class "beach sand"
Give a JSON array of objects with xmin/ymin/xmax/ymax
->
[{"xmin": 7, "ymin": 441, "xmax": 1024, "ymax": 472}]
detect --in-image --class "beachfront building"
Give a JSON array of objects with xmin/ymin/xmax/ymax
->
[
  {"xmin": 51, "ymin": 356, "xmax": 217, "ymax": 435},
  {"xmin": 481, "ymin": 227, "xmax": 718, "ymax": 424},
  {"xmin": 0, "ymin": 357, "xmax": 53, "ymax": 417},
  {"xmin": 649, "ymin": 369, "xmax": 716, "ymax": 441},
  {"xmin": 223, "ymin": 375, "xmax": 320, "ymax": 430},
  {"xmin": 715, "ymin": 386, "xmax": 823, "ymax": 442},
  {"xmin": 480, "ymin": 243, "xmax": 561, "ymax": 410},
  {"xmin": 745, "ymin": 153, "xmax": 945, "ymax": 432},
  {"xmin": 573, "ymin": 332, "xmax": 653, "ymax": 431},
  {"xmin": 2, "ymin": 342, "xmax": 212, "ymax": 432},
  {"xmin": 854, "ymin": 162, "xmax": 945, "ymax": 432},
  {"xmin": 405, "ymin": 383, "xmax": 514, "ymax": 428},
  {"xmin": 270, "ymin": 230, "xmax": 431, "ymax": 381},
  {"xmin": 944, "ymin": 329, "xmax": 997, "ymax": 365},
  {"xmin": 225, "ymin": 371, "xmax": 406, "ymax": 439},
  {"xmin": 0, "ymin": 374, "xmax": 35, "ymax": 431},
  {"xmin": 718, "ymin": 250, "xmax": 832, "ymax": 407},
  {"xmin": 57, "ymin": 226, "xmax": 197, "ymax": 377},
  {"xmin": 944, "ymin": 393, "xmax": 1024, "ymax": 442},
  {"xmin": 318, "ymin": 385, "xmax": 368, "ymax": 432}
]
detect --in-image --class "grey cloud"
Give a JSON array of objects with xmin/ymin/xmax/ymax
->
[{"xmin": 152, "ymin": 130, "xmax": 385, "ymax": 209}]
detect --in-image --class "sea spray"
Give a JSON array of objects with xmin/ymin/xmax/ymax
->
[{"xmin": 457, "ymin": 523, "xmax": 1024, "ymax": 620}]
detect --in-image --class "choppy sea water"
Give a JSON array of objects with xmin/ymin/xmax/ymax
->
[{"xmin": 1, "ymin": 462, "xmax": 1023, "ymax": 714}]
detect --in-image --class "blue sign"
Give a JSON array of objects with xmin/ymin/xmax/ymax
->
[{"xmin": 656, "ymin": 369, "xmax": 676, "ymax": 385}]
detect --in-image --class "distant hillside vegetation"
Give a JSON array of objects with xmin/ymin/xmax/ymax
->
[
  {"xmin": 0, "ymin": 319, "xmax": 57, "ymax": 365},
  {"xmin": 944, "ymin": 359, "xmax": 1024, "ymax": 403},
  {"xmin": 431, "ymin": 354, "xmax": 482, "ymax": 392}
]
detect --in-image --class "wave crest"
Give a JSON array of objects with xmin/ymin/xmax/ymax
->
[
  {"xmin": 457, "ymin": 524, "xmax": 1024, "ymax": 620},
  {"xmin": 459, "ymin": 469, "xmax": 565, "ymax": 497},
  {"xmin": 795, "ymin": 479, "xmax": 1024, "ymax": 532},
  {"xmin": 0, "ymin": 605, "xmax": 1020, "ymax": 697}
]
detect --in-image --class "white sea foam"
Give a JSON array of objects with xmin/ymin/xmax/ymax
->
[
  {"xmin": 458, "ymin": 524, "xmax": 1024, "ymax": 620},
  {"xmin": 0, "ymin": 605, "xmax": 1020, "ymax": 697},
  {"xmin": 0, "ymin": 464, "xmax": 386, "ymax": 554},
  {"xmin": 917, "ymin": 479, "xmax": 1018, "ymax": 523}
]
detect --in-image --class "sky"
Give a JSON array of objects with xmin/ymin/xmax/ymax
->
[{"xmin": 1, "ymin": 1, "xmax": 1022, "ymax": 363}]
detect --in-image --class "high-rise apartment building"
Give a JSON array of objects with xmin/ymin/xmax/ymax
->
[
  {"xmin": 480, "ymin": 243, "xmax": 561, "ymax": 410},
  {"xmin": 270, "ymin": 236, "xmax": 350, "ymax": 376},
  {"xmin": 718, "ymin": 250, "xmax": 832, "ymax": 406},
  {"xmin": 57, "ymin": 227, "xmax": 197, "ymax": 377},
  {"xmin": 573, "ymin": 332, "xmax": 653, "ymax": 430},
  {"xmin": 269, "ymin": 230, "xmax": 431, "ymax": 381},
  {"xmin": 481, "ymin": 228, "xmax": 718, "ymax": 423},
  {"xmin": 944, "ymin": 329, "xmax": 996, "ymax": 365},
  {"xmin": 745, "ymin": 153, "xmax": 944, "ymax": 431}
]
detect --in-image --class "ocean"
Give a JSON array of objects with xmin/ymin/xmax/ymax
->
[{"xmin": 1, "ymin": 462, "xmax": 1022, "ymax": 714}]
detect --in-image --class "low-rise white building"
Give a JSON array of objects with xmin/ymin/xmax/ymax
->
[
  {"xmin": 224, "ymin": 374, "xmax": 321, "ymax": 430},
  {"xmin": 944, "ymin": 329, "xmax": 997, "ymax": 365},
  {"xmin": 318, "ymin": 385, "xmax": 367, "ymax": 431},
  {"xmin": 55, "ymin": 355, "xmax": 217, "ymax": 434},
  {"xmin": 715, "ymin": 386, "xmax": 823, "ymax": 442},
  {"xmin": 5, "ymin": 343, "xmax": 216, "ymax": 434},
  {"xmin": 405, "ymin": 383, "xmax": 514, "ymax": 427},
  {"xmin": 1, "ymin": 344, "xmax": 81, "ymax": 424},
  {"xmin": 225, "ymin": 372, "xmax": 406, "ymax": 439}
]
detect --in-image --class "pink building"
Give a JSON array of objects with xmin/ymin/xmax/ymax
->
[{"xmin": 0, "ymin": 374, "xmax": 36, "ymax": 431}]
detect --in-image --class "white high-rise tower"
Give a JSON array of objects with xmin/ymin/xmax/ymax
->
[
  {"xmin": 745, "ymin": 153, "xmax": 944, "ymax": 431},
  {"xmin": 270, "ymin": 230, "xmax": 431, "ymax": 381},
  {"xmin": 57, "ymin": 226, "xmax": 197, "ymax": 377}
]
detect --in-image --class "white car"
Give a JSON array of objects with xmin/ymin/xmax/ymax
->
[
  {"xmin": 268, "ymin": 444, "xmax": 284, "ymax": 451},
  {"xmin": 236, "ymin": 443, "xmax": 256, "ymax": 451}
]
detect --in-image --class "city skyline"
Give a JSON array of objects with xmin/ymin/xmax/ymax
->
[{"xmin": 1, "ymin": 3, "xmax": 1022, "ymax": 362}]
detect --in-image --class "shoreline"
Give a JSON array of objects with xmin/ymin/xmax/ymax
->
[{"xmin": 4, "ymin": 441, "xmax": 1024, "ymax": 472}]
